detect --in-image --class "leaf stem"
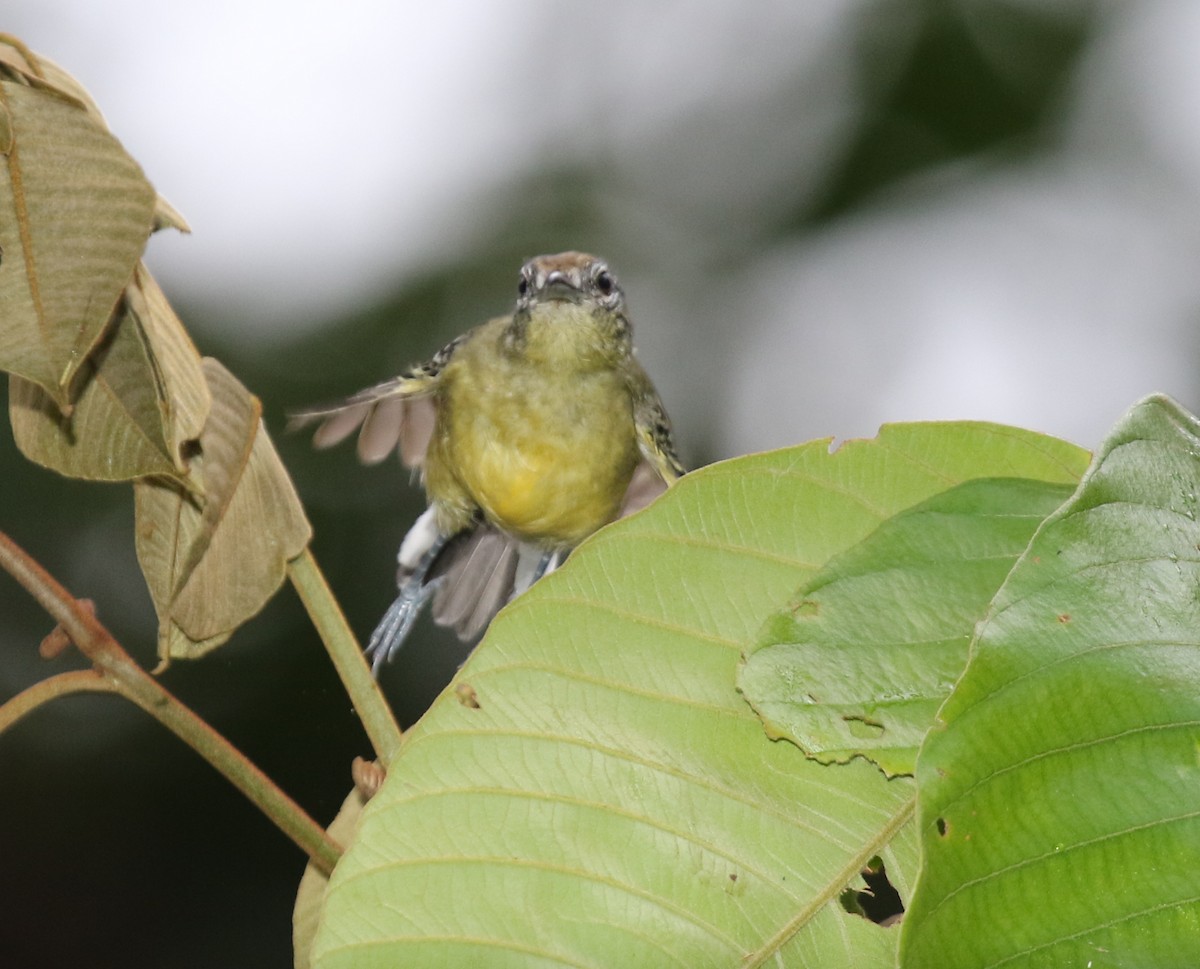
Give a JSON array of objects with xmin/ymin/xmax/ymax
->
[
  {"xmin": 0, "ymin": 669, "xmax": 119, "ymax": 732},
  {"xmin": 0, "ymin": 529, "xmax": 342, "ymax": 875},
  {"xmin": 287, "ymin": 548, "xmax": 403, "ymax": 764}
]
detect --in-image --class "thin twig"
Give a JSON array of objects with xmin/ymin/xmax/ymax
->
[
  {"xmin": 288, "ymin": 548, "xmax": 403, "ymax": 764},
  {"xmin": 0, "ymin": 669, "xmax": 118, "ymax": 732},
  {"xmin": 0, "ymin": 529, "xmax": 343, "ymax": 875}
]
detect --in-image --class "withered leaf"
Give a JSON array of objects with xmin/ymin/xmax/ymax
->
[
  {"xmin": 0, "ymin": 75, "xmax": 158, "ymax": 408},
  {"xmin": 135, "ymin": 359, "xmax": 311, "ymax": 663},
  {"xmin": 10, "ymin": 264, "xmax": 210, "ymax": 481}
]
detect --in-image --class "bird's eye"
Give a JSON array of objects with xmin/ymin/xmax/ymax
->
[
  {"xmin": 594, "ymin": 270, "xmax": 615, "ymax": 296},
  {"xmin": 517, "ymin": 276, "xmax": 529, "ymax": 297}
]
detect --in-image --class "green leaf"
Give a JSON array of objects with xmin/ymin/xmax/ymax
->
[
  {"xmin": 9, "ymin": 265, "xmax": 210, "ymax": 481},
  {"xmin": 311, "ymin": 423, "xmax": 1088, "ymax": 968},
  {"xmin": 0, "ymin": 59, "xmax": 157, "ymax": 408},
  {"xmin": 740, "ymin": 477, "xmax": 1076, "ymax": 777},
  {"xmin": 134, "ymin": 358, "xmax": 311, "ymax": 663},
  {"xmin": 902, "ymin": 395, "xmax": 1200, "ymax": 969},
  {"xmin": 294, "ymin": 786, "xmax": 369, "ymax": 969}
]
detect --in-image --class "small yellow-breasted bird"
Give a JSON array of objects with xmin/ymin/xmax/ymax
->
[{"xmin": 291, "ymin": 252, "xmax": 684, "ymax": 672}]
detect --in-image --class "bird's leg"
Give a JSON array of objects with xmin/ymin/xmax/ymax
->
[
  {"xmin": 527, "ymin": 548, "xmax": 564, "ymax": 586},
  {"xmin": 365, "ymin": 534, "xmax": 447, "ymax": 675}
]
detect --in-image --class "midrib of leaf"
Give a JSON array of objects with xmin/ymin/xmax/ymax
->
[
  {"xmin": 739, "ymin": 797, "xmax": 915, "ymax": 968},
  {"xmin": 176, "ymin": 392, "xmax": 259, "ymax": 589},
  {"xmin": 89, "ymin": 340, "xmax": 168, "ymax": 457},
  {"xmin": 0, "ymin": 83, "xmax": 46, "ymax": 370},
  {"xmin": 159, "ymin": 472, "xmax": 191, "ymax": 638}
]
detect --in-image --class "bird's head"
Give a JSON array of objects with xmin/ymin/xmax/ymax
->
[
  {"xmin": 506, "ymin": 252, "xmax": 632, "ymax": 362},
  {"xmin": 515, "ymin": 251, "xmax": 626, "ymax": 316}
]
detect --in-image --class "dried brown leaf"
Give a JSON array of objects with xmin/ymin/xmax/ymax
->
[
  {"xmin": 134, "ymin": 359, "xmax": 311, "ymax": 663},
  {"xmin": 9, "ymin": 265, "xmax": 209, "ymax": 481},
  {"xmin": 0, "ymin": 51, "xmax": 157, "ymax": 407}
]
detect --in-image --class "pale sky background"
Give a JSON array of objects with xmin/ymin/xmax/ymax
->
[{"xmin": 7, "ymin": 0, "xmax": 1200, "ymax": 454}]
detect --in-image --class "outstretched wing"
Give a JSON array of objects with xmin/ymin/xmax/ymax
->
[{"xmin": 287, "ymin": 334, "xmax": 464, "ymax": 467}]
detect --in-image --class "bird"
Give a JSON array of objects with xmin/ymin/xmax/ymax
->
[{"xmin": 291, "ymin": 251, "xmax": 685, "ymax": 673}]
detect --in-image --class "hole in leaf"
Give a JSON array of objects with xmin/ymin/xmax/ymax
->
[
  {"xmin": 838, "ymin": 887, "xmax": 865, "ymax": 917},
  {"xmin": 843, "ymin": 714, "xmax": 885, "ymax": 739},
  {"xmin": 840, "ymin": 856, "xmax": 904, "ymax": 925}
]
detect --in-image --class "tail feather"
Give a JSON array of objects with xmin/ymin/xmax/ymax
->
[{"xmin": 431, "ymin": 525, "xmax": 520, "ymax": 638}]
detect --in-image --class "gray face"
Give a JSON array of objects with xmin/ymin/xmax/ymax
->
[{"xmin": 515, "ymin": 252, "xmax": 626, "ymax": 316}]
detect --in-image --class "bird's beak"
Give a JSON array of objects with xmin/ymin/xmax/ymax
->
[{"xmin": 540, "ymin": 271, "xmax": 584, "ymax": 304}]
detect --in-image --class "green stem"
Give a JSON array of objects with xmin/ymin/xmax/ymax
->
[
  {"xmin": 287, "ymin": 548, "xmax": 403, "ymax": 764},
  {"xmin": 0, "ymin": 530, "xmax": 342, "ymax": 876},
  {"xmin": 119, "ymin": 664, "xmax": 344, "ymax": 875},
  {"xmin": 0, "ymin": 669, "xmax": 119, "ymax": 732}
]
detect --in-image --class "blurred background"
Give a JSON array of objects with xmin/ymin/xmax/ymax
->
[{"xmin": 2, "ymin": 0, "xmax": 1199, "ymax": 965}]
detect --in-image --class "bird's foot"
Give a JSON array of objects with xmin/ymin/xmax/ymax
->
[{"xmin": 364, "ymin": 578, "xmax": 436, "ymax": 675}]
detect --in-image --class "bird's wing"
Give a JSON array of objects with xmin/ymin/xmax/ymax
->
[
  {"xmin": 621, "ymin": 368, "xmax": 685, "ymax": 517},
  {"xmin": 287, "ymin": 334, "xmax": 464, "ymax": 468}
]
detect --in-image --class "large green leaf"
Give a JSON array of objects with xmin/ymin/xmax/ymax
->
[
  {"xmin": 0, "ymin": 49, "xmax": 158, "ymax": 409},
  {"xmin": 903, "ymin": 395, "xmax": 1200, "ymax": 969},
  {"xmin": 295, "ymin": 786, "xmax": 369, "ymax": 969},
  {"xmin": 740, "ymin": 477, "xmax": 1076, "ymax": 777},
  {"xmin": 311, "ymin": 423, "xmax": 1088, "ymax": 968}
]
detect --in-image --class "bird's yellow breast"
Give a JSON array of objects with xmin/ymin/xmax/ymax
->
[
  {"xmin": 466, "ymin": 425, "xmax": 631, "ymax": 542},
  {"xmin": 423, "ymin": 315, "xmax": 640, "ymax": 546}
]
